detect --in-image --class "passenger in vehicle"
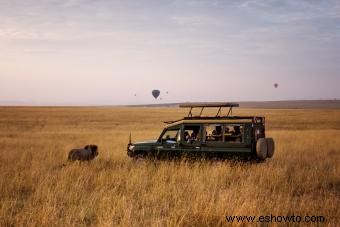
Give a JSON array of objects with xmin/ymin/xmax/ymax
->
[
  {"xmin": 225, "ymin": 127, "xmax": 230, "ymax": 134},
  {"xmin": 190, "ymin": 131, "xmax": 196, "ymax": 140},
  {"xmin": 224, "ymin": 127, "xmax": 232, "ymax": 142},
  {"xmin": 184, "ymin": 131, "xmax": 190, "ymax": 142},
  {"xmin": 232, "ymin": 126, "xmax": 241, "ymax": 136},
  {"xmin": 191, "ymin": 129, "xmax": 200, "ymax": 142},
  {"xmin": 232, "ymin": 126, "xmax": 242, "ymax": 142},
  {"xmin": 213, "ymin": 126, "xmax": 222, "ymax": 141}
]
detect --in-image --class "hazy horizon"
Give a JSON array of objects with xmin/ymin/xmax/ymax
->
[{"xmin": 1, "ymin": 0, "xmax": 339, "ymax": 105}]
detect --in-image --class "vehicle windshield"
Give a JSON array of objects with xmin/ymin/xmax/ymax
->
[{"xmin": 160, "ymin": 128, "xmax": 181, "ymax": 142}]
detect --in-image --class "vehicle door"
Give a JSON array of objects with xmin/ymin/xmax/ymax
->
[
  {"xmin": 180, "ymin": 124, "xmax": 203, "ymax": 156},
  {"xmin": 156, "ymin": 126, "xmax": 181, "ymax": 158}
]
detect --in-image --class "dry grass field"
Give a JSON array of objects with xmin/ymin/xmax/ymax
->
[{"xmin": 0, "ymin": 107, "xmax": 339, "ymax": 226}]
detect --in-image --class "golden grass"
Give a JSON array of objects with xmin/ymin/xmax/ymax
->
[{"xmin": 0, "ymin": 107, "xmax": 339, "ymax": 226}]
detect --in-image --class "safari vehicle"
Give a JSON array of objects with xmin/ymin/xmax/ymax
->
[{"xmin": 127, "ymin": 103, "xmax": 274, "ymax": 160}]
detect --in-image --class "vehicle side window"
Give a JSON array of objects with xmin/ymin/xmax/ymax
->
[
  {"xmin": 204, "ymin": 124, "xmax": 244, "ymax": 143},
  {"xmin": 205, "ymin": 124, "xmax": 223, "ymax": 142},
  {"xmin": 183, "ymin": 125, "xmax": 201, "ymax": 143},
  {"xmin": 224, "ymin": 124, "xmax": 244, "ymax": 143},
  {"xmin": 162, "ymin": 128, "xmax": 180, "ymax": 142}
]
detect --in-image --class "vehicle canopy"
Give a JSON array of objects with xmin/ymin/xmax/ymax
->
[{"xmin": 164, "ymin": 102, "xmax": 265, "ymax": 128}]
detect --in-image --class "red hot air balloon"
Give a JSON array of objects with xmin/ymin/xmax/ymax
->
[{"xmin": 274, "ymin": 83, "xmax": 278, "ymax": 88}]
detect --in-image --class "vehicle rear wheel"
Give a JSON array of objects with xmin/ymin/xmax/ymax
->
[
  {"xmin": 266, "ymin": 137, "xmax": 275, "ymax": 158},
  {"xmin": 256, "ymin": 138, "xmax": 267, "ymax": 160}
]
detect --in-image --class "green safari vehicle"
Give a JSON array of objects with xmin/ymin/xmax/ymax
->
[{"xmin": 127, "ymin": 103, "xmax": 274, "ymax": 160}]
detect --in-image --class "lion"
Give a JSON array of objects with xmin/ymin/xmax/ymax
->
[{"xmin": 68, "ymin": 145, "xmax": 98, "ymax": 162}]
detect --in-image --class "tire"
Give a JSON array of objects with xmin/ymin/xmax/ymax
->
[
  {"xmin": 266, "ymin": 138, "xmax": 275, "ymax": 158},
  {"xmin": 256, "ymin": 138, "xmax": 267, "ymax": 160}
]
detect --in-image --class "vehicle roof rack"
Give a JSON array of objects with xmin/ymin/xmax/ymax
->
[{"xmin": 179, "ymin": 102, "xmax": 239, "ymax": 117}]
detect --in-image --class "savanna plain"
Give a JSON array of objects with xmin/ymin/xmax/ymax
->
[{"xmin": 0, "ymin": 107, "xmax": 339, "ymax": 226}]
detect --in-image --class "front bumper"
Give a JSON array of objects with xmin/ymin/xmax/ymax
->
[{"xmin": 127, "ymin": 144, "xmax": 135, "ymax": 157}]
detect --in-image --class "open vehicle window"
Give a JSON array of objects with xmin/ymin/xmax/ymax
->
[
  {"xmin": 204, "ymin": 124, "xmax": 244, "ymax": 143},
  {"xmin": 183, "ymin": 125, "xmax": 201, "ymax": 143},
  {"xmin": 205, "ymin": 124, "xmax": 223, "ymax": 142},
  {"xmin": 161, "ymin": 128, "xmax": 180, "ymax": 142},
  {"xmin": 224, "ymin": 124, "xmax": 244, "ymax": 143}
]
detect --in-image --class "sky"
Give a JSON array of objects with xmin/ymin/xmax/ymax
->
[{"xmin": 0, "ymin": 0, "xmax": 339, "ymax": 105}]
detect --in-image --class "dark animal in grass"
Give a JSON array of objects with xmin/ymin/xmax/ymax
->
[{"xmin": 68, "ymin": 145, "xmax": 98, "ymax": 162}]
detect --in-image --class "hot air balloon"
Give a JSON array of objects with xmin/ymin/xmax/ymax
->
[
  {"xmin": 274, "ymin": 83, "xmax": 278, "ymax": 88},
  {"xmin": 152, "ymin": 90, "xmax": 160, "ymax": 99}
]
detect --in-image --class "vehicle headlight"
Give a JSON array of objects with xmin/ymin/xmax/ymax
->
[{"xmin": 129, "ymin": 145, "xmax": 135, "ymax": 150}]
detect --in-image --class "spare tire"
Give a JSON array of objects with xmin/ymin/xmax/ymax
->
[
  {"xmin": 266, "ymin": 137, "xmax": 275, "ymax": 158},
  {"xmin": 256, "ymin": 138, "xmax": 267, "ymax": 160}
]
